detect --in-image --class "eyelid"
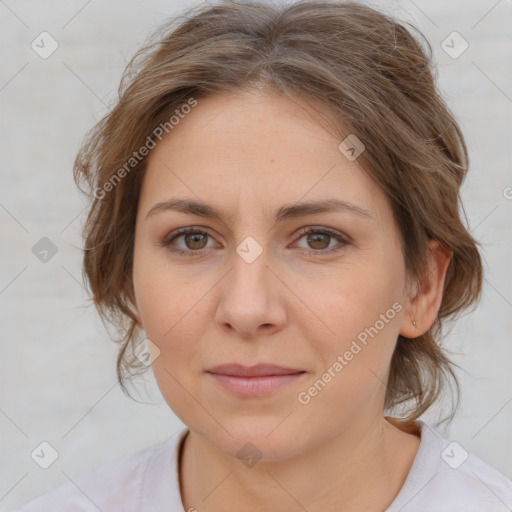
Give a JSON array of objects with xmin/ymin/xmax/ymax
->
[
  {"xmin": 290, "ymin": 226, "xmax": 350, "ymax": 254},
  {"xmin": 292, "ymin": 225, "xmax": 351, "ymax": 243},
  {"xmin": 161, "ymin": 226, "xmax": 218, "ymax": 249}
]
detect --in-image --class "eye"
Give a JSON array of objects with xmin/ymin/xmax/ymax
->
[
  {"xmin": 160, "ymin": 227, "xmax": 217, "ymax": 257},
  {"xmin": 160, "ymin": 226, "xmax": 349, "ymax": 258},
  {"xmin": 293, "ymin": 226, "xmax": 349, "ymax": 255}
]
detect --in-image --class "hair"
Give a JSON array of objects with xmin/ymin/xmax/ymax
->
[{"xmin": 73, "ymin": 0, "xmax": 483, "ymax": 425}]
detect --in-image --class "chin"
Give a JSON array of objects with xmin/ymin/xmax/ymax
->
[{"xmin": 196, "ymin": 416, "xmax": 314, "ymax": 464}]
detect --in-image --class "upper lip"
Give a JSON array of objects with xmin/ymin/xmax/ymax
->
[{"xmin": 206, "ymin": 363, "xmax": 305, "ymax": 377}]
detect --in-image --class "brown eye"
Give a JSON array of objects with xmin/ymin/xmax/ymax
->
[
  {"xmin": 306, "ymin": 232, "xmax": 331, "ymax": 250},
  {"xmin": 183, "ymin": 232, "xmax": 208, "ymax": 250},
  {"xmin": 294, "ymin": 227, "xmax": 349, "ymax": 256},
  {"xmin": 161, "ymin": 227, "xmax": 216, "ymax": 256}
]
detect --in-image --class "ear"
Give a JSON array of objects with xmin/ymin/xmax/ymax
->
[
  {"xmin": 399, "ymin": 238, "xmax": 452, "ymax": 338},
  {"xmin": 133, "ymin": 309, "xmax": 143, "ymax": 329},
  {"xmin": 127, "ymin": 297, "xmax": 144, "ymax": 329}
]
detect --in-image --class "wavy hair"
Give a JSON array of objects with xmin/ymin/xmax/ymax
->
[{"xmin": 73, "ymin": 0, "xmax": 483, "ymax": 425}]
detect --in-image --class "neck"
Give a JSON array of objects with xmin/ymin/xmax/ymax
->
[{"xmin": 178, "ymin": 415, "xmax": 421, "ymax": 512}]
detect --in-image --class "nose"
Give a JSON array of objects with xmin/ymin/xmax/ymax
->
[{"xmin": 214, "ymin": 244, "xmax": 287, "ymax": 338}]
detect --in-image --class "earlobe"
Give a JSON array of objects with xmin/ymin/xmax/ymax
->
[
  {"xmin": 399, "ymin": 239, "xmax": 452, "ymax": 339},
  {"xmin": 134, "ymin": 311, "xmax": 143, "ymax": 328},
  {"xmin": 128, "ymin": 299, "xmax": 144, "ymax": 329}
]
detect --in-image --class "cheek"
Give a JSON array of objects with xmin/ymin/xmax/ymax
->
[
  {"xmin": 137, "ymin": 278, "xmax": 203, "ymax": 348},
  {"xmin": 133, "ymin": 255, "xmax": 208, "ymax": 365},
  {"xmin": 305, "ymin": 264, "xmax": 403, "ymax": 371},
  {"xmin": 137, "ymin": 272, "xmax": 209, "ymax": 423},
  {"xmin": 294, "ymin": 274, "xmax": 402, "ymax": 430},
  {"xmin": 133, "ymin": 241, "xmax": 185, "ymax": 330}
]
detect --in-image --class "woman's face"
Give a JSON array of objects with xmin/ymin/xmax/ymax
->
[{"xmin": 132, "ymin": 88, "xmax": 416, "ymax": 460}]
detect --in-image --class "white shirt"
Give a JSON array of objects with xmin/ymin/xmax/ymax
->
[{"xmin": 12, "ymin": 421, "xmax": 512, "ymax": 512}]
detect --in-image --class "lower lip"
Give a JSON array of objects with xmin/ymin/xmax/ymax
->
[{"xmin": 206, "ymin": 372, "xmax": 306, "ymax": 397}]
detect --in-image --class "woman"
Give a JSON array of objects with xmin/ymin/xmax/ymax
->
[{"xmin": 14, "ymin": 0, "xmax": 512, "ymax": 510}]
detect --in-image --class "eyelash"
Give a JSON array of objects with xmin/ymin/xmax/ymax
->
[{"xmin": 160, "ymin": 226, "xmax": 350, "ymax": 258}]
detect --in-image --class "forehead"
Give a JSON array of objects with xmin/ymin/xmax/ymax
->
[{"xmin": 139, "ymin": 89, "xmax": 389, "ymax": 226}]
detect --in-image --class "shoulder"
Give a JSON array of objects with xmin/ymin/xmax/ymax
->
[
  {"xmin": 11, "ymin": 435, "xmax": 176, "ymax": 512},
  {"xmin": 388, "ymin": 421, "xmax": 512, "ymax": 512}
]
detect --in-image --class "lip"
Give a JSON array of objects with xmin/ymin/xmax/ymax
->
[
  {"xmin": 206, "ymin": 364, "xmax": 306, "ymax": 397},
  {"xmin": 207, "ymin": 363, "xmax": 304, "ymax": 377}
]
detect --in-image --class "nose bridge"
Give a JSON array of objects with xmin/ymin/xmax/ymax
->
[
  {"xmin": 215, "ymin": 234, "xmax": 282, "ymax": 333},
  {"xmin": 230, "ymin": 234, "xmax": 272, "ymax": 299}
]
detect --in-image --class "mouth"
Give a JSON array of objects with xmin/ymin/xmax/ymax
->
[{"xmin": 205, "ymin": 363, "xmax": 306, "ymax": 397}]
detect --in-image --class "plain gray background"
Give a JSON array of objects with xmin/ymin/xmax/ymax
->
[{"xmin": 1, "ymin": 0, "xmax": 511, "ymax": 510}]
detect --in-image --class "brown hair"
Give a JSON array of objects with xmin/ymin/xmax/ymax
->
[{"xmin": 74, "ymin": 0, "xmax": 483, "ymax": 425}]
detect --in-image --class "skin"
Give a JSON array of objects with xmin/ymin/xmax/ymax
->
[{"xmin": 131, "ymin": 87, "xmax": 451, "ymax": 512}]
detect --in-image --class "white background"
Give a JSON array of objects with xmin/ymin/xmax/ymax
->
[{"xmin": 1, "ymin": 0, "xmax": 511, "ymax": 510}]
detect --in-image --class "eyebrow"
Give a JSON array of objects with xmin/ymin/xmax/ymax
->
[{"xmin": 146, "ymin": 198, "xmax": 375, "ymax": 222}]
